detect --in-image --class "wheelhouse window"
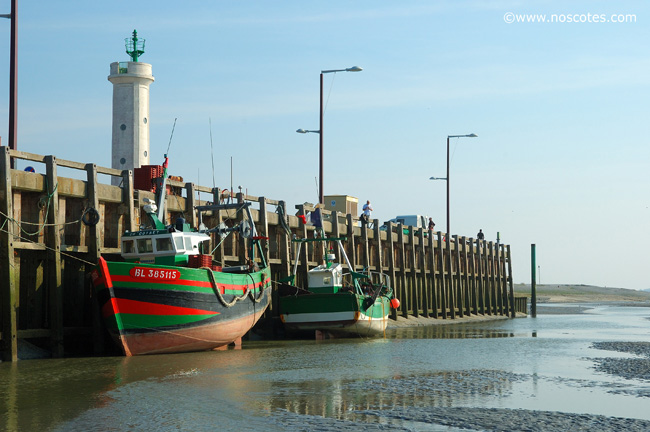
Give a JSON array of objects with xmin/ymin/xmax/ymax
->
[
  {"xmin": 174, "ymin": 236, "xmax": 184, "ymax": 251},
  {"xmin": 156, "ymin": 237, "xmax": 174, "ymax": 252},
  {"xmin": 137, "ymin": 238, "xmax": 153, "ymax": 253},
  {"xmin": 122, "ymin": 239, "xmax": 134, "ymax": 254}
]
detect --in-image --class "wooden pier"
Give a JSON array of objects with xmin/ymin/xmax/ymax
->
[{"xmin": 0, "ymin": 148, "xmax": 518, "ymax": 361}]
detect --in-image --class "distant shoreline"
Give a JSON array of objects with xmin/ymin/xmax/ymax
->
[{"xmin": 514, "ymin": 284, "xmax": 650, "ymax": 304}]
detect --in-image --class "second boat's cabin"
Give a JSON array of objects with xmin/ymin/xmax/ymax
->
[
  {"xmin": 307, "ymin": 263, "xmax": 343, "ymax": 294},
  {"xmin": 121, "ymin": 229, "xmax": 210, "ymax": 266}
]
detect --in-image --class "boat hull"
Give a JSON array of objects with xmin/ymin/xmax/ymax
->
[
  {"xmin": 279, "ymin": 290, "xmax": 391, "ymax": 337},
  {"xmin": 91, "ymin": 258, "xmax": 271, "ymax": 355}
]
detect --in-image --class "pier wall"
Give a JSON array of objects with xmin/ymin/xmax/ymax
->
[{"xmin": 0, "ymin": 148, "xmax": 516, "ymax": 361}]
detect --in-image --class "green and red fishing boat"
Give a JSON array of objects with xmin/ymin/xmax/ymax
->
[
  {"xmin": 278, "ymin": 234, "xmax": 399, "ymax": 338},
  {"xmin": 90, "ymin": 156, "xmax": 271, "ymax": 356}
]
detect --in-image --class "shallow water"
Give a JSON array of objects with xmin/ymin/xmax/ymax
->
[{"xmin": 1, "ymin": 303, "xmax": 649, "ymax": 431}]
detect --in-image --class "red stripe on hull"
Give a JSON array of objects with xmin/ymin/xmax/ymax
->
[
  {"xmin": 103, "ymin": 298, "xmax": 218, "ymax": 317},
  {"xmin": 97, "ymin": 257, "xmax": 113, "ymax": 288},
  {"xmin": 110, "ymin": 273, "xmax": 271, "ymax": 294},
  {"xmin": 118, "ymin": 307, "xmax": 267, "ymax": 356}
]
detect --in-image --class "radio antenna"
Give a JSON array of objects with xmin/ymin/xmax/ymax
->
[{"xmin": 166, "ymin": 118, "xmax": 177, "ymax": 155}]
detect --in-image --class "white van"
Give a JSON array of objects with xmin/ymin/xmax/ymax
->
[{"xmin": 385, "ymin": 215, "xmax": 429, "ymax": 229}]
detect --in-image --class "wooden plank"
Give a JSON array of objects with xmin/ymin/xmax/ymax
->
[
  {"xmin": 446, "ymin": 235, "xmax": 456, "ymax": 319},
  {"xmin": 468, "ymin": 237, "xmax": 478, "ymax": 315},
  {"xmin": 85, "ymin": 164, "xmax": 102, "ymax": 263},
  {"xmin": 8, "ymin": 148, "xmax": 47, "ymax": 163},
  {"xmin": 213, "ymin": 188, "xmax": 225, "ymax": 266},
  {"xmin": 45, "ymin": 156, "xmax": 64, "ymax": 357},
  {"xmin": 122, "ymin": 170, "xmax": 136, "ymax": 232},
  {"xmin": 297, "ymin": 204, "xmax": 309, "ymax": 284},
  {"xmin": 346, "ymin": 214, "xmax": 356, "ymax": 272},
  {"xmin": 428, "ymin": 229, "xmax": 438, "ymax": 319},
  {"xmin": 258, "ymin": 197, "xmax": 270, "ymax": 270},
  {"xmin": 96, "ymin": 166, "xmax": 123, "ymax": 177},
  {"xmin": 476, "ymin": 240, "xmax": 486, "ymax": 315},
  {"xmin": 460, "ymin": 236, "xmax": 472, "ymax": 315},
  {"xmin": 16, "ymin": 328, "xmax": 51, "ymax": 339},
  {"xmin": 506, "ymin": 245, "xmax": 512, "ymax": 318},
  {"xmin": 0, "ymin": 147, "xmax": 18, "ymax": 361},
  {"xmin": 495, "ymin": 242, "xmax": 504, "ymax": 315},
  {"xmin": 372, "ymin": 218, "xmax": 383, "ymax": 279},
  {"xmin": 386, "ymin": 222, "xmax": 398, "ymax": 320},
  {"xmin": 362, "ymin": 222, "xmax": 370, "ymax": 269},
  {"xmin": 499, "ymin": 244, "xmax": 510, "ymax": 317},
  {"xmin": 408, "ymin": 228, "xmax": 418, "ymax": 317},
  {"xmin": 418, "ymin": 228, "xmax": 429, "ymax": 318},
  {"xmin": 85, "ymin": 163, "xmax": 104, "ymax": 355},
  {"xmin": 397, "ymin": 224, "xmax": 408, "ymax": 318},
  {"xmin": 11, "ymin": 170, "xmax": 44, "ymax": 192},
  {"xmin": 185, "ymin": 183, "xmax": 197, "ymax": 229},
  {"xmin": 14, "ymin": 241, "xmax": 46, "ymax": 251},
  {"xmin": 437, "ymin": 231, "xmax": 447, "ymax": 319},
  {"xmin": 454, "ymin": 235, "xmax": 464, "ymax": 318},
  {"xmin": 278, "ymin": 201, "xmax": 292, "ymax": 280},
  {"xmin": 488, "ymin": 242, "xmax": 497, "ymax": 315}
]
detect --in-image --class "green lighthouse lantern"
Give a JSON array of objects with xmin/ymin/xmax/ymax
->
[{"xmin": 125, "ymin": 29, "xmax": 145, "ymax": 62}]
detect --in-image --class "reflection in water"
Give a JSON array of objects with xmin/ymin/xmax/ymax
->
[
  {"xmin": 260, "ymin": 369, "xmax": 521, "ymax": 422},
  {"xmin": 1, "ymin": 304, "xmax": 650, "ymax": 431},
  {"xmin": 387, "ymin": 323, "xmax": 518, "ymax": 339}
]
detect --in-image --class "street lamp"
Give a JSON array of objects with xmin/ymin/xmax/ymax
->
[
  {"xmin": 445, "ymin": 133, "xmax": 477, "ymax": 243},
  {"xmin": 1, "ymin": 0, "xmax": 17, "ymax": 168},
  {"xmin": 297, "ymin": 66, "xmax": 362, "ymax": 205}
]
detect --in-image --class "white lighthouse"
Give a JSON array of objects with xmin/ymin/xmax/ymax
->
[{"xmin": 108, "ymin": 30, "xmax": 154, "ymax": 185}]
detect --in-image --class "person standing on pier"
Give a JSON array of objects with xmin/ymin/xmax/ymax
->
[
  {"xmin": 428, "ymin": 218, "xmax": 436, "ymax": 231},
  {"xmin": 361, "ymin": 200, "xmax": 373, "ymax": 226},
  {"xmin": 477, "ymin": 229, "xmax": 485, "ymax": 240}
]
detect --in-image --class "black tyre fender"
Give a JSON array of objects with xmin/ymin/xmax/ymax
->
[{"xmin": 82, "ymin": 207, "xmax": 100, "ymax": 226}]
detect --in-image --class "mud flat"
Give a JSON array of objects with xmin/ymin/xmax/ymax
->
[
  {"xmin": 357, "ymin": 407, "xmax": 650, "ymax": 432},
  {"xmin": 591, "ymin": 341, "xmax": 650, "ymax": 384}
]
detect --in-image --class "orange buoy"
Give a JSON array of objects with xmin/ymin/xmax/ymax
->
[{"xmin": 390, "ymin": 298, "xmax": 400, "ymax": 309}]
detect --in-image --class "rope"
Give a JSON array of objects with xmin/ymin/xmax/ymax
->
[
  {"xmin": 0, "ymin": 181, "xmax": 59, "ymax": 236},
  {"xmin": 247, "ymin": 272, "xmax": 266, "ymax": 303},
  {"xmin": 204, "ymin": 267, "xmax": 251, "ymax": 307},
  {"xmin": 0, "ymin": 225, "xmax": 97, "ymax": 266},
  {"xmin": 275, "ymin": 205, "xmax": 291, "ymax": 236}
]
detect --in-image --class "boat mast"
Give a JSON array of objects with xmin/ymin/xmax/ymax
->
[{"xmin": 156, "ymin": 155, "xmax": 169, "ymax": 224}]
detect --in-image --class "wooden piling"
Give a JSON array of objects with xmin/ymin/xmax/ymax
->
[
  {"xmin": 386, "ymin": 222, "xmax": 398, "ymax": 320},
  {"xmin": 437, "ymin": 231, "xmax": 447, "ymax": 319},
  {"xmin": 427, "ymin": 228, "xmax": 438, "ymax": 318},
  {"xmin": 0, "ymin": 147, "xmax": 18, "ymax": 361},
  {"xmin": 418, "ymin": 228, "xmax": 429, "ymax": 318},
  {"xmin": 45, "ymin": 156, "xmax": 64, "ymax": 358},
  {"xmin": 397, "ymin": 224, "xmax": 408, "ymax": 318}
]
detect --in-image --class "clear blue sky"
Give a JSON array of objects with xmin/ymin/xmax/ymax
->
[{"xmin": 0, "ymin": 1, "xmax": 648, "ymax": 289}]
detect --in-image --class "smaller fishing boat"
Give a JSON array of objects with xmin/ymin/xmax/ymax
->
[
  {"xmin": 90, "ymin": 155, "xmax": 271, "ymax": 355},
  {"xmin": 278, "ymin": 234, "xmax": 399, "ymax": 338}
]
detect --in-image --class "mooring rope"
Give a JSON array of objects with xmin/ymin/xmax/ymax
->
[
  {"xmin": 247, "ymin": 272, "xmax": 266, "ymax": 303},
  {"xmin": 0, "ymin": 225, "xmax": 97, "ymax": 266},
  {"xmin": 204, "ymin": 267, "xmax": 251, "ymax": 307}
]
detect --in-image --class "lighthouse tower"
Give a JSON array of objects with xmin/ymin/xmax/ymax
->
[{"xmin": 108, "ymin": 30, "xmax": 154, "ymax": 185}]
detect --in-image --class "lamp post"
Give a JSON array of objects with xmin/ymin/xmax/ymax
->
[
  {"xmin": 297, "ymin": 66, "xmax": 362, "ymax": 205},
  {"xmin": 1, "ymin": 0, "xmax": 17, "ymax": 168},
  {"xmin": 445, "ymin": 133, "xmax": 477, "ymax": 243}
]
